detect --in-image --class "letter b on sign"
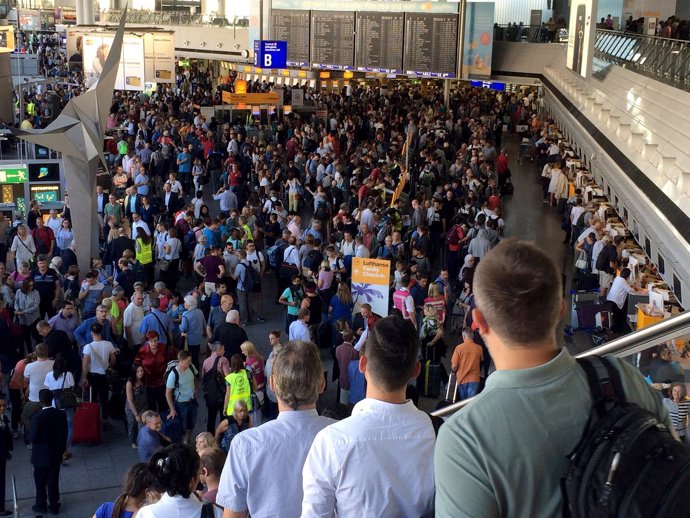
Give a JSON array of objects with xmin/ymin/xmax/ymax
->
[{"xmin": 264, "ymin": 54, "xmax": 272, "ymax": 67}]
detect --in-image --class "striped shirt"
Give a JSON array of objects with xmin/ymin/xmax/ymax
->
[{"xmin": 663, "ymin": 398, "xmax": 690, "ymax": 435}]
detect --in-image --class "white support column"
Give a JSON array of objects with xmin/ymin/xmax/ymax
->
[{"xmin": 63, "ymin": 155, "xmax": 100, "ymax": 272}]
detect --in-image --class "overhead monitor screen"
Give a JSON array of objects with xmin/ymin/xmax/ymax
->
[
  {"xmin": 28, "ymin": 163, "xmax": 60, "ymax": 183},
  {"xmin": 355, "ymin": 12, "xmax": 404, "ymax": 74},
  {"xmin": 311, "ymin": 11, "xmax": 355, "ymax": 70},
  {"xmin": 270, "ymin": 10, "xmax": 310, "ymax": 67},
  {"xmin": 403, "ymin": 13, "xmax": 458, "ymax": 78}
]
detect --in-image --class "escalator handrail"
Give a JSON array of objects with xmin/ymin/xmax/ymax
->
[{"xmin": 431, "ymin": 310, "xmax": 690, "ymax": 417}]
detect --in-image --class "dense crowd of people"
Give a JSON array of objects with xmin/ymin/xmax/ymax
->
[{"xmin": 0, "ymin": 44, "xmax": 683, "ymax": 515}]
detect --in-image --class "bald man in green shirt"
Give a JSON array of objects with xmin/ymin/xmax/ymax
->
[{"xmin": 434, "ymin": 239, "xmax": 671, "ymax": 518}]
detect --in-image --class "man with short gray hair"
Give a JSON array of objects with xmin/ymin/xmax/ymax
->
[
  {"xmin": 217, "ymin": 340, "xmax": 334, "ymax": 518},
  {"xmin": 210, "ymin": 309, "xmax": 247, "ymax": 360}
]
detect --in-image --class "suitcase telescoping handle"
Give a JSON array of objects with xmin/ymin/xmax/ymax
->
[
  {"xmin": 445, "ymin": 373, "xmax": 459, "ymax": 403},
  {"xmin": 81, "ymin": 386, "xmax": 93, "ymax": 403}
]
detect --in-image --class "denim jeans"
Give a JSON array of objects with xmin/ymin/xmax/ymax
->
[
  {"xmin": 457, "ymin": 382, "xmax": 480, "ymax": 401},
  {"xmin": 175, "ymin": 399, "xmax": 198, "ymax": 431}
]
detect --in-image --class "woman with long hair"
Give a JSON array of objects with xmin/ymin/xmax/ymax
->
[
  {"xmin": 223, "ymin": 354, "xmax": 254, "ymax": 417},
  {"xmin": 420, "ymin": 304, "xmax": 446, "ymax": 365},
  {"xmin": 241, "ymin": 341, "xmax": 265, "ymax": 425},
  {"xmin": 663, "ymin": 382, "xmax": 690, "ymax": 441},
  {"xmin": 135, "ymin": 227, "xmax": 155, "ymax": 288},
  {"xmin": 44, "ymin": 353, "xmax": 76, "ymax": 460},
  {"xmin": 329, "ymin": 281, "xmax": 354, "ymax": 327},
  {"xmin": 14, "ymin": 278, "xmax": 40, "ymax": 354},
  {"xmin": 92, "ymin": 462, "xmax": 153, "ymax": 518},
  {"xmin": 55, "ymin": 218, "xmax": 73, "ymax": 260},
  {"xmin": 125, "ymin": 364, "xmax": 148, "ymax": 449},
  {"xmin": 215, "ymin": 399, "xmax": 252, "ymax": 452}
]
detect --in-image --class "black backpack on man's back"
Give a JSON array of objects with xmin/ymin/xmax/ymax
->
[
  {"xmin": 202, "ymin": 356, "xmax": 226, "ymax": 409},
  {"xmin": 563, "ymin": 355, "xmax": 690, "ymax": 518}
]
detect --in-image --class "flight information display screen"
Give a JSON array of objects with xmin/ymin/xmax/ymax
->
[
  {"xmin": 403, "ymin": 13, "xmax": 458, "ymax": 77},
  {"xmin": 311, "ymin": 11, "xmax": 355, "ymax": 70},
  {"xmin": 270, "ymin": 9, "xmax": 310, "ymax": 67},
  {"xmin": 355, "ymin": 12, "xmax": 404, "ymax": 74}
]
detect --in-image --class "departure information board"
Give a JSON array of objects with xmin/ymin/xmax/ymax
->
[
  {"xmin": 311, "ymin": 11, "xmax": 355, "ymax": 70},
  {"xmin": 403, "ymin": 13, "xmax": 458, "ymax": 78},
  {"xmin": 355, "ymin": 12, "xmax": 404, "ymax": 74},
  {"xmin": 270, "ymin": 9, "xmax": 310, "ymax": 67}
]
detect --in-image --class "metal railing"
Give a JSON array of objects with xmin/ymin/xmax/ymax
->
[
  {"xmin": 494, "ymin": 24, "xmax": 568, "ymax": 44},
  {"xmin": 100, "ymin": 9, "xmax": 250, "ymax": 28},
  {"xmin": 594, "ymin": 29, "xmax": 690, "ymax": 91},
  {"xmin": 432, "ymin": 310, "xmax": 690, "ymax": 417}
]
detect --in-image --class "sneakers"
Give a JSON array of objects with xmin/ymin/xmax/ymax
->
[
  {"xmin": 131, "ymin": 443, "xmax": 138, "ymax": 449},
  {"xmin": 257, "ymin": 316, "xmax": 266, "ymax": 323}
]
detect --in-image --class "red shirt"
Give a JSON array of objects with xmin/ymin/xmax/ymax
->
[
  {"xmin": 135, "ymin": 343, "xmax": 168, "ymax": 388},
  {"xmin": 229, "ymin": 169, "xmax": 242, "ymax": 186},
  {"xmin": 496, "ymin": 154, "xmax": 509, "ymax": 175}
]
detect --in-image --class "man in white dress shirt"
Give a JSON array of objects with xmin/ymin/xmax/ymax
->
[
  {"xmin": 301, "ymin": 315, "xmax": 436, "ymax": 518},
  {"xmin": 217, "ymin": 340, "xmax": 334, "ymax": 518},
  {"xmin": 288, "ymin": 308, "xmax": 311, "ymax": 342}
]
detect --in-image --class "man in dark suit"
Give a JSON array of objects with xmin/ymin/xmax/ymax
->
[
  {"xmin": 162, "ymin": 182, "xmax": 179, "ymax": 217},
  {"xmin": 123, "ymin": 186, "xmax": 141, "ymax": 220},
  {"xmin": 30, "ymin": 389, "xmax": 68, "ymax": 515}
]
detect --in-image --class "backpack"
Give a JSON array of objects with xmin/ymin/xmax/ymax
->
[
  {"xmin": 304, "ymin": 248, "xmax": 323, "ymax": 273},
  {"xmin": 315, "ymin": 200, "xmax": 329, "ymax": 221},
  {"xmin": 160, "ymin": 142, "xmax": 171, "ymax": 158},
  {"xmin": 239, "ymin": 260, "xmax": 260, "ymax": 292},
  {"xmin": 202, "ymin": 356, "xmax": 226, "ymax": 408},
  {"xmin": 446, "ymin": 224, "xmax": 461, "ymax": 247},
  {"xmin": 575, "ymin": 210, "xmax": 590, "ymax": 228},
  {"xmin": 183, "ymin": 229, "xmax": 197, "ymax": 253},
  {"xmin": 420, "ymin": 170, "xmax": 434, "ymax": 187},
  {"xmin": 563, "ymin": 355, "xmax": 690, "ymax": 518},
  {"xmin": 164, "ymin": 360, "xmax": 199, "ymax": 398},
  {"xmin": 131, "ymin": 261, "xmax": 145, "ymax": 284},
  {"xmin": 267, "ymin": 243, "xmax": 288, "ymax": 269}
]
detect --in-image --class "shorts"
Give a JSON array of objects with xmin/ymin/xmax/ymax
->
[
  {"xmin": 599, "ymin": 271, "xmax": 614, "ymax": 290},
  {"xmin": 204, "ymin": 282, "xmax": 216, "ymax": 296},
  {"xmin": 22, "ymin": 400, "xmax": 42, "ymax": 423},
  {"xmin": 175, "ymin": 399, "xmax": 198, "ymax": 431}
]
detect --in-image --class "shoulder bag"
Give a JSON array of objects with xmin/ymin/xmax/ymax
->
[{"xmin": 53, "ymin": 373, "xmax": 79, "ymax": 409}]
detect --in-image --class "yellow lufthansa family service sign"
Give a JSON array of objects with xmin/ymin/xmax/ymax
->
[{"xmin": 351, "ymin": 257, "xmax": 390, "ymax": 317}]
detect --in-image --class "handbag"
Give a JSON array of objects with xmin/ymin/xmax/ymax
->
[
  {"xmin": 53, "ymin": 374, "xmax": 79, "ymax": 409},
  {"xmin": 575, "ymin": 251, "xmax": 589, "ymax": 270},
  {"xmin": 250, "ymin": 391, "xmax": 263, "ymax": 411},
  {"xmin": 157, "ymin": 257, "xmax": 171, "ymax": 271}
]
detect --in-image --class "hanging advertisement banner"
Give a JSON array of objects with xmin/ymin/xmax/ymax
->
[
  {"xmin": 351, "ymin": 257, "xmax": 391, "ymax": 317},
  {"xmin": 152, "ymin": 32, "xmax": 175, "ymax": 83},
  {"xmin": 83, "ymin": 33, "xmax": 145, "ymax": 90},
  {"xmin": 462, "ymin": 1, "xmax": 495, "ymax": 80},
  {"xmin": 566, "ymin": 0, "xmax": 599, "ymax": 78}
]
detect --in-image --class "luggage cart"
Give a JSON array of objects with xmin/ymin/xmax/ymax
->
[{"xmin": 518, "ymin": 139, "xmax": 533, "ymax": 164}]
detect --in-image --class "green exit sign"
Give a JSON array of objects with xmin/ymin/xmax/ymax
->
[{"xmin": 0, "ymin": 167, "xmax": 27, "ymax": 184}]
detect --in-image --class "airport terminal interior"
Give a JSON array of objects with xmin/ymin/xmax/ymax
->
[{"xmin": 0, "ymin": 0, "xmax": 689, "ymax": 516}]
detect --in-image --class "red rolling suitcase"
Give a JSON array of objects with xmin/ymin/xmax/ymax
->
[{"xmin": 72, "ymin": 388, "xmax": 102, "ymax": 445}]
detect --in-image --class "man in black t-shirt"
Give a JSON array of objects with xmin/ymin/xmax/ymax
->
[
  {"xmin": 595, "ymin": 235, "xmax": 619, "ymax": 297},
  {"xmin": 32, "ymin": 255, "xmax": 61, "ymax": 319}
]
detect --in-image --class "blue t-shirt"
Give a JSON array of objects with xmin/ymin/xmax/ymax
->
[
  {"xmin": 137, "ymin": 426, "xmax": 161, "ymax": 463},
  {"xmin": 95, "ymin": 502, "xmax": 134, "ymax": 518},
  {"xmin": 330, "ymin": 295, "xmax": 354, "ymax": 323},
  {"xmin": 177, "ymin": 151, "xmax": 192, "ymax": 173}
]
